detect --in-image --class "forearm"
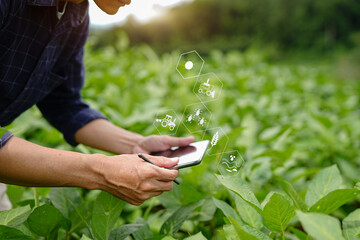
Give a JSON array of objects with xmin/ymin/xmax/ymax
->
[
  {"xmin": 74, "ymin": 119, "xmax": 144, "ymax": 155},
  {"xmin": 0, "ymin": 136, "xmax": 102, "ymax": 189}
]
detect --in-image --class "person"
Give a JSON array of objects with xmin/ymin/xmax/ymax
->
[{"xmin": 0, "ymin": 0, "xmax": 194, "ymax": 209}]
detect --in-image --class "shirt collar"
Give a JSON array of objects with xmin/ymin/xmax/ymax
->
[{"xmin": 27, "ymin": 0, "xmax": 89, "ymax": 27}]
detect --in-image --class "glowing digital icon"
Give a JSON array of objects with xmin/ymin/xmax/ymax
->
[
  {"xmin": 186, "ymin": 109, "xmax": 207, "ymax": 127},
  {"xmin": 176, "ymin": 50, "xmax": 205, "ymax": 79},
  {"xmin": 218, "ymin": 151, "xmax": 244, "ymax": 176},
  {"xmin": 153, "ymin": 110, "xmax": 180, "ymax": 136},
  {"xmin": 185, "ymin": 61, "xmax": 194, "ymax": 70},
  {"xmin": 156, "ymin": 115, "xmax": 177, "ymax": 131},
  {"xmin": 193, "ymin": 73, "xmax": 223, "ymax": 102},
  {"xmin": 211, "ymin": 131, "xmax": 219, "ymax": 147},
  {"xmin": 198, "ymin": 79, "xmax": 215, "ymax": 98},
  {"xmin": 203, "ymin": 128, "xmax": 229, "ymax": 156},
  {"xmin": 183, "ymin": 103, "xmax": 211, "ymax": 133}
]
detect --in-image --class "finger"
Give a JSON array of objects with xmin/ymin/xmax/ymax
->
[
  {"xmin": 140, "ymin": 179, "xmax": 174, "ymax": 192},
  {"xmin": 164, "ymin": 136, "xmax": 195, "ymax": 148},
  {"xmin": 156, "ymin": 167, "xmax": 179, "ymax": 182},
  {"xmin": 146, "ymin": 155, "xmax": 179, "ymax": 168}
]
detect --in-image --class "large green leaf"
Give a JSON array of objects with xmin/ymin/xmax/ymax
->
[
  {"xmin": 276, "ymin": 177, "xmax": 308, "ymax": 211},
  {"xmin": 183, "ymin": 232, "xmax": 207, "ymax": 240},
  {"xmin": 160, "ymin": 200, "xmax": 203, "ymax": 235},
  {"xmin": 229, "ymin": 217, "xmax": 271, "ymax": 240},
  {"xmin": 49, "ymin": 187, "xmax": 82, "ymax": 218},
  {"xmin": 0, "ymin": 225, "xmax": 35, "ymax": 240},
  {"xmin": 92, "ymin": 191, "xmax": 126, "ymax": 240},
  {"xmin": 216, "ymin": 174, "xmax": 262, "ymax": 213},
  {"xmin": 27, "ymin": 204, "xmax": 63, "ymax": 236},
  {"xmin": 132, "ymin": 218, "xmax": 153, "ymax": 240},
  {"xmin": 305, "ymin": 165, "xmax": 342, "ymax": 206},
  {"xmin": 80, "ymin": 235, "xmax": 93, "ymax": 240},
  {"xmin": 212, "ymin": 197, "xmax": 243, "ymax": 224},
  {"xmin": 309, "ymin": 189, "xmax": 360, "ymax": 214},
  {"xmin": 261, "ymin": 192, "xmax": 295, "ymax": 233},
  {"xmin": 69, "ymin": 202, "xmax": 93, "ymax": 233},
  {"xmin": 343, "ymin": 209, "xmax": 360, "ymax": 240},
  {"xmin": 231, "ymin": 192, "xmax": 262, "ymax": 229},
  {"xmin": 0, "ymin": 205, "xmax": 31, "ymax": 227},
  {"xmin": 109, "ymin": 224, "xmax": 144, "ymax": 240},
  {"xmin": 297, "ymin": 211, "xmax": 345, "ymax": 240}
]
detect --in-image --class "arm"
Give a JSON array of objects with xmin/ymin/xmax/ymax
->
[
  {"xmin": 74, "ymin": 119, "xmax": 195, "ymax": 155},
  {"xmin": 0, "ymin": 136, "xmax": 179, "ymax": 205}
]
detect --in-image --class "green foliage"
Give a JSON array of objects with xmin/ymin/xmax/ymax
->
[
  {"xmin": 92, "ymin": 191, "xmax": 126, "ymax": 240},
  {"xmin": 3, "ymin": 41, "xmax": 360, "ymax": 239},
  {"xmin": 27, "ymin": 204, "xmax": 63, "ymax": 236},
  {"xmin": 261, "ymin": 192, "xmax": 295, "ymax": 233},
  {"xmin": 0, "ymin": 205, "xmax": 31, "ymax": 227},
  {"xmin": 92, "ymin": 0, "xmax": 360, "ymax": 53},
  {"xmin": 297, "ymin": 211, "xmax": 345, "ymax": 240}
]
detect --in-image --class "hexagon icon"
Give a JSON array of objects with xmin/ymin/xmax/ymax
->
[
  {"xmin": 176, "ymin": 50, "xmax": 205, "ymax": 79},
  {"xmin": 217, "ymin": 151, "xmax": 245, "ymax": 177},
  {"xmin": 153, "ymin": 109, "xmax": 181, "ymax": 136},
  {"xmin": 182, "ymin": 102, "xmax": 211, "ymax": 133},
  {"xmin": 193, "ymin": 73, "xmax": 223, "ymax": 102},
  {"xmin": 203, "ymin": 127, "xmax": 229, "ymax": 156}
]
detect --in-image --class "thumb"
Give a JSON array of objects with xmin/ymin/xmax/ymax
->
[
  {"xmin": 164, "ymin": 136, "xmax": 195, "ymax": 148},
  {"xmin": 147, "ymin": 155, "xmax": 179, "ymax": 168}
]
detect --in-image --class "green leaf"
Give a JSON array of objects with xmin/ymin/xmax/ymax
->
[
  {"xmin": 49, "ymin": 187, "xmax": 81, "ymax": 218},
  {"xmin": 343, "ymin": 209, "xmax": 360, "ymax": 240},
  {"xmin": 132, "ymin": 218, "xmax": 153, "ymax": 240},
  {"xmin": 109, "ymin": 224, "xmax": 144, "ymax": 240},
  {"xmin": 0, "ymin": 225, "xmax": 35, "ymax": 240},
  {"xmin": 92, "ymin": 191, "xmax": 126, "ymax": 240},
  {"xmin": 261, "ymin": 192, "xmax": 295, "ymax": 233},
  {"xmin": 212, "ymin": 197, "xmax": 243, "ymax": 224},
  {"xmin": 223, "ymin": 224, "xmax": 239, "ymax": 240},
  {"xmin": 305, "ymin": 165, "xmax": 342, "ymax": 206},
  {"xmin": 27, "ymin": 204, "xmax": 63, "ymax": 236},
  {"xmin": 216, "ymin": 174, "xmax": 262, "ymax": 213},
  {"xmin": 309, "ymin": 189, "xmax": 360, "ymax": 214},
  {"xmin": 80, "ymin": 234, "xmax": 93, "ymax": 240},
  {"xmin": 290, "ymin": 227, "xmax": 308, "ymax": 240},
  {"xmin": 160, "ymin": 200, "xmax": 203, "ymax": 235},
  {"xmin": 229, "ymin": 217, "xmax": 271, "ymax": 240},
  {"xmin": 197, "ymin": 197, "xmax": 217, "ymax": 222},
  {"xmin": 69, "ymin": 202, "xmax": 93, "ymax": 233},
  {"xmin": 276, "ymin": 177, "xmax": 308, "ymax": 211},
  {"xmin": 231, "ymin": 192, "xmax": 262, "ymax": 229},
  {"xmin": 183, "ymin": 231, "xmax": 207, "ymax": 240},
  {"xmin": 0, "ymin": 205, "xmax": 31, "ymax": 227},
  {"xmin": 297, "ymin": 211, "xmax": 345, "ymax": 240}
]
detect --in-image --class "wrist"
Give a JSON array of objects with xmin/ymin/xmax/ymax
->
[{"xmin": 77, "ymin": 153, "xmax": 107, "ymax": 190}]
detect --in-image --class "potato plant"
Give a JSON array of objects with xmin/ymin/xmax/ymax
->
[{"xmin": 1, "ymin": 41, "xmax": 360, "ymax": 239}]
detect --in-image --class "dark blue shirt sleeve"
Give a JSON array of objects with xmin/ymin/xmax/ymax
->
[
  {"xmin": 0, "ymin": 128, "xmax": 13, "ymax": 148},
  {"xmin": 36, "ymin": 19, "xmax": 107, "ymax": 146},
  {"xmin": 0, "ymin": 0, "xmax": 9, "ymax": 27},
  {"xmin": 36, "ymin": 45, "xmax": 107, "ymax": 146}
]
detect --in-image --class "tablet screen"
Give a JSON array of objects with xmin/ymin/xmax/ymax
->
[{"xmin": 152, "ymin": 140, "xmax": 209, "ymax": 166}]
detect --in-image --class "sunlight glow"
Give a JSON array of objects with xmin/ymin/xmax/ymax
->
[{"xmin": 89, "ymin": 0, "xmax": 191, "ymax": 26}]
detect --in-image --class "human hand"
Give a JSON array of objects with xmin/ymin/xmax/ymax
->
[
  {"xmin": 94, "ymin": 154, "xmax": 179, "ymax": 205},
  {"xmin": 132, "ymin": 135, "xmax": 195, "ymax": 154}
]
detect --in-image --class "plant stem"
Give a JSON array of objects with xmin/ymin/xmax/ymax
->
[
  {"xmin": 32, "ymin": 187, "xmax": 39, "ymax": 208},
  {"xmin": 143, "ymin": 198, "xmax": 155, "ymax": 220},
  {"xmin": 282, "ymin": 231, "xmax": 285, "ymax": 240}
]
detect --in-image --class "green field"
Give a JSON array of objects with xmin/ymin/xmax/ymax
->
[{"xmin": 2, "ymin": 42, "xmax": 360, "ymax": 240}]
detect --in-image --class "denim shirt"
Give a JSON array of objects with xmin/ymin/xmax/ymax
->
[{"xmin": 0, "ymin": 0, "xmax": 106, "ymax": 147}]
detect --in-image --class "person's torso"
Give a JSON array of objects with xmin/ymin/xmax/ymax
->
[{"xmin": 0, "ymin": 0, "xmax": 89, "ymax": 126}]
